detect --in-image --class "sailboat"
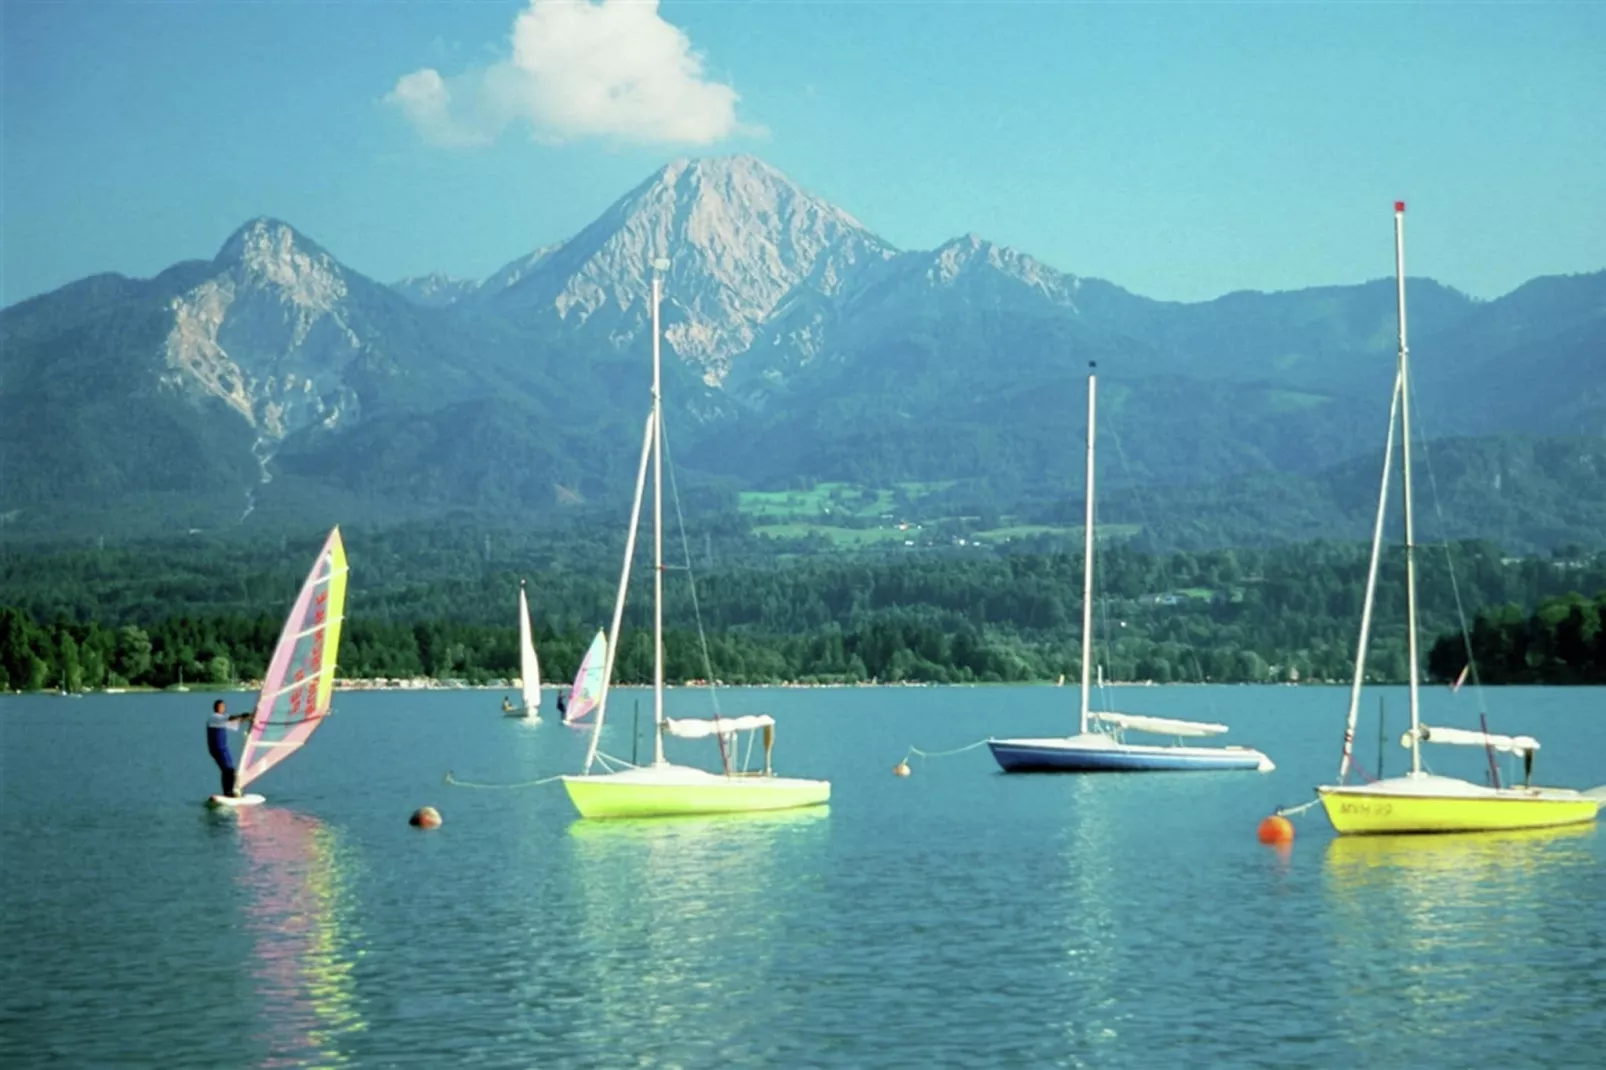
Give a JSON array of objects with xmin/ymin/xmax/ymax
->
[
  {"xmin": 987, "ymin": 364, "xmax": 1274, "ymax": 774},
  {"xmin": 208, "ymin": 527, "xmax": 348, "ymax": 808},
  {"xmin": 1316, "ymin": 203, "xmax": 1603, "ymax": 834},
  {"xmin": 506, "ymin": 580, "xmax": 542, "ymax": 719},
  {"xmin": 561, "ymin": 259, "xmax": 830, "ymax": 819},
  {"xmin": 561, "ymin": 629, "xmax": 607, "ymax": 725}
]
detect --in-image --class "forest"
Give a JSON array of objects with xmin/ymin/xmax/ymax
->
[{"xmin": 3, "ymin": 521, "xmax": 1604, "ymax": 690}]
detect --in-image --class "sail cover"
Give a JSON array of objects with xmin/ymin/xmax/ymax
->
[
  {"xmin": 563, "ymin": 630, "xmax": 607, "ymax": 724},
  {"xmin": 1413, "ymin": 724, "xmax": 1539, "ymax": 755},
  {"xmin": 1091, "ymin": 711, "xmax": 1229, "ymax": 737},
  {"xmin": 518, "ymin": 585, "xmax": 541, "ymax": 714},
  {"xmin": 663, "ymin": 715, "xmax": 774, "ymax": 739},
  {"xmin": 237, "ymin": 528, "xmax": 348, "ymax": 791}
]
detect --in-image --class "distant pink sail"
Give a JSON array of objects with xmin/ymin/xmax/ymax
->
[
  {"xmin": 563, "ymin": 630, "xmax": 608, "ymax": 725},
  {"xmin": 237, "ymin": 528, "xmax": 349, "ymax": 792}
]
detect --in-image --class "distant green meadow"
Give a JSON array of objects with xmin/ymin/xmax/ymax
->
[{"xmin": 739, "ymin": 481, "xmax": 1138, "ymax": 549}]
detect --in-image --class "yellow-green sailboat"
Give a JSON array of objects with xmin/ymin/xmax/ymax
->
[
  {"xmin": 1315, "ymin": 203, "xmax": 1603, "ymax": 835},
  {"xmin": 560, "ymin": 259, "xmax": 830, "ymax": 820}
]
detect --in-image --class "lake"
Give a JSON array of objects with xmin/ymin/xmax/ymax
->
[{"xmin": 4, "ymin": 684, "xmax": 1605, "ymax": 1067}]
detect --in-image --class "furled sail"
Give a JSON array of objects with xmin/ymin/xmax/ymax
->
[
  {"xmin": 1411, "ymin": 725, "xmax": 1540, "ymax": 755},
  {"xmin": 1091, "ymin": 711, "xmax": 1229, "ymax": 738},
  {"xmin": 663, "ymin": 715, "xmax": 775, "ymax": 739}
]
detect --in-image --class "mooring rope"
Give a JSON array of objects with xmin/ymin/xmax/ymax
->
[
  {"xmin": 1275, "ymin": 798, "xmax": 1321, "ymax": 818},
  {"xmin": 443, "ymin": 771, "xmax": 566, "ymax": 790},
  {"xmin": 903, "ymin": 739, "xmax": 992, "ymax": 763}
]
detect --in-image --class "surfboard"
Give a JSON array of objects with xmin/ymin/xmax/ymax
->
[{"xmin": 206, "ymin": 793, "xmax": 267, "ymax": 808}]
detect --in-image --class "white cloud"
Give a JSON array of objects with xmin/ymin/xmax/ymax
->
[{"xmin": 385, "ymin": 0, "xmax": 745, "ymax": 148}]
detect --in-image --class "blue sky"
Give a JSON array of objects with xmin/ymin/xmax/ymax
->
[{"xmin": 3, "ymin": 1, "xmax": 1602, "ymax": 307}]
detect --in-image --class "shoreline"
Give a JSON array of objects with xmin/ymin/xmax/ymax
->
[{"xmin": 10, "ymin": 679, "xmax": 1561, "ymax": 696}]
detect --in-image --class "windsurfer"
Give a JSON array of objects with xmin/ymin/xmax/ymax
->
[
  {"xmin": 207, "ymin": 698, "xmax": 253, "ymax": 797},
  {"xmin": 502, "ymin": 695, "xmax": 514, "ymax": 713},
  {"xmin": 557, "ymin": 691, "xmax": 568, "ymax": 717}
]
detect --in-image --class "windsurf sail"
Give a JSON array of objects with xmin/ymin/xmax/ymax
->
[
  {"xmin": 563, "ymin": 629, "xmax": 607, "ymax": 725},
  {"xmin": 518, "ymin": 583, "xmax": 541, "ymax": 715},
  {"xmin": 237, "ymin": 528, "xmax": 348, "ymax": 792}
]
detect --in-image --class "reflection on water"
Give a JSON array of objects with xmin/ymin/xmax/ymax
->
[
  {"xmin": 566, "ymin": 808, "xmax": 828, "ymax": 1062},
  {"xmin": 234, "ymin": 808, "xmax": 366, "ymax": 1068},
  {"xmin": 1058, "ymin": 777, "xmax": 1124, "ymax": 1063},
  {"xmin": 1327, "ymin": 823, "xmax": 1597, "ymax": 885},
  {"xmin": 1323, "ymin": 824, "xmax": 1600, "ymax": 1062}
]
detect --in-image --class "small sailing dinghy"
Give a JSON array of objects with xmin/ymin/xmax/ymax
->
[
  {"xmin": 506, "ymin": 581, "xmax": 542, "ymax": 719},
  {"xmin": 987, "ymin": 364, "xmax": 1273, "ymax": 774},
  {"xmin": 1315, "ymin": 203, "xmax": 1603, "ymax": 835},
  {"xmin": 561, "ymin": 629, "xmax": 607, "ymax": 726},
  {"xmin": 561, "ymin": 259, "xmax": 829, "ymax": 818},
  {"xmin": 208, "ymin": 527, "xmax": 348, "ymax": 808}
]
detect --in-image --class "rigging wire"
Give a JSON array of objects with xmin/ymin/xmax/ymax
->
[
  {"xmin": 1408, "ymin": 376, "xmax": 1489, "ymax": 715},
  {"xmin": 660, "ymin": 416, "xmax": 739, "ymax": 772}
]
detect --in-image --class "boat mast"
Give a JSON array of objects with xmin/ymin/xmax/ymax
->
[
  {"xmin": 1395, "ymin": 202, "xmax": 1423, "ymax": 776},
  {"xmin": 651, "ymin": 257, "xmax": 669, "ymax": 767},
  {"xmin": 1338, "ymin": 368, "xmax": 1401, "ymax": 781},
  {"xmin": 1080, "ymin": 362, "xmax": 1096, "ymax": 734},
  {"xmin": 582, "ymin": 409, "xmax": 653, "ymax": 775}
]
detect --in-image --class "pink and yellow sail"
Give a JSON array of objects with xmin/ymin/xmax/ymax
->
[
  {"xmin": 237, "ymin": 528, "xmax": 348, "ymax": 792},
  {"xmin": 562, "ymin": 629, "xmax": 607, "ymax": 725}
]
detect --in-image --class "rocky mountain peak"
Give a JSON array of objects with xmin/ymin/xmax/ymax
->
[
  {"xmin": 926, "ymin": 234, "xmax": 1079, "ymax": 303},
  {"xmin": 166, "ymin": 218, "xmax": 364, "ymax": 453},
  {"xmin": 213, "ymin": 218, "xmax": 348, "ymax": 312},
  {"xmin": 488, "ymin": 155, "xmax": 896, "ymax": 385}
]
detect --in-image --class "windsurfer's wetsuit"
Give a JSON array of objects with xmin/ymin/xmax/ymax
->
[
  {"xmin": 557, "ymin": 692, "xmax": 568, "ymax": 717},
  {"xmin": 207, "ymin": 708, "xmax": 242, "ymax": 796}
]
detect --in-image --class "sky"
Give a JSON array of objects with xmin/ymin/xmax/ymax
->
[{"xmin": 3, "ymin": 1, "xmax": 1603, "ymax": 308}]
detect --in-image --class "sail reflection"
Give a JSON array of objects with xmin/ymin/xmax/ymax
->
[
  {"xmin": 235, "ymin": 808, "xmax": 366, "ymax": 1069},
  {"xmin": 566, "ymin": 808, "xmax": 828, "ymax": 1052},
  {"xmin": 1322, "ymin": 824, "xmax": 1598, "ymax": 1053}
]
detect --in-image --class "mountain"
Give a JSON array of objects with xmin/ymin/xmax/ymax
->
[
  {"xmin": 1, "ymin": 218, "xmax": 602, "ymax": 532},
  {"xmin": 390, "ymin": 273, "xmax": 481, "ymax": 309},
  {"xmin": 4, "ymin": 155, "xmax": 1603, "ymax": 548}
]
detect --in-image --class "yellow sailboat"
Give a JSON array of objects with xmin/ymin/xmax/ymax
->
[
  {"xmin": 1315, "ymin": 202, "xmax": 1604, "ymax": 836},
  {"xmin": 560, "ymin": 258, "xmax": 830, "ymax": 820}
]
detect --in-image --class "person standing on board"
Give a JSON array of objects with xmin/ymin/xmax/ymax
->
[{"xmin": 207, "ymin": 699, "xmax": 253, "ymax": 797}]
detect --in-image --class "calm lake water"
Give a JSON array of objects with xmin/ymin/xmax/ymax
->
[{"xmin": 4, "ymin": 684, "xmax": 1605, "ymax": 1068}]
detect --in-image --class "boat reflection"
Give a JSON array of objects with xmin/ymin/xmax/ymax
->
[
  {"xmin": 565, "ymin": 807, "xmax": 828, "ymax": 1051},
  {"xmin": 1056, "ymin": 777, "xmax": 1124, "ymax": 1057},
  {"xmin": 1322, "ymin": 823, "xmax": 1597, "ymax": 1052},
  {"xmin": 1325, "ymin": 822, "xmax": 1596, "ymax": 890},
  {"xmin": 235, "ymin": 807, "xmax": 365, "ymax": 1068}
]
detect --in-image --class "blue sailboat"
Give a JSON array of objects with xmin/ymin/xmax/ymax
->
[{"xmin": 987, "ymin": 364, "xmax": 1274, "ymax": 774}]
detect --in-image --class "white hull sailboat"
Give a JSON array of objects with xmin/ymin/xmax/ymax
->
[
  {"xmin": 207, "ymin": 527, "xmax": 348, "ymax": 808},
  {"xmin": 561, "ymin": 259, "xmax": 830, "ymax": 819},
  {"xmin": 506, "ymin": 581, "xmax": 542, "ymax": 719},
  {"xmin": 1315, "ymin": 202, "xmax": 1602, "ymax": 835},
  {"xmin": 988, "ymin": 364, "xmax": 1273, "ymax": 774}
]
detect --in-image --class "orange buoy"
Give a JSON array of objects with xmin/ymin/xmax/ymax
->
[
  {"xmin": 1257, "ymin": 814, "xmax": 1294, "ymax": 845},
  {"xmin": 893, "ymin": 761, "xmax": 912, "ymax": 777},
  {"xmin": 409, "ymin": 806, "xmax": 443, "ymax": 829}
]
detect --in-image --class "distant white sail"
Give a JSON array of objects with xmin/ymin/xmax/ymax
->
[{"xmin": 518, "ymin": 584, "xmax": 541, "ymax": 716}]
